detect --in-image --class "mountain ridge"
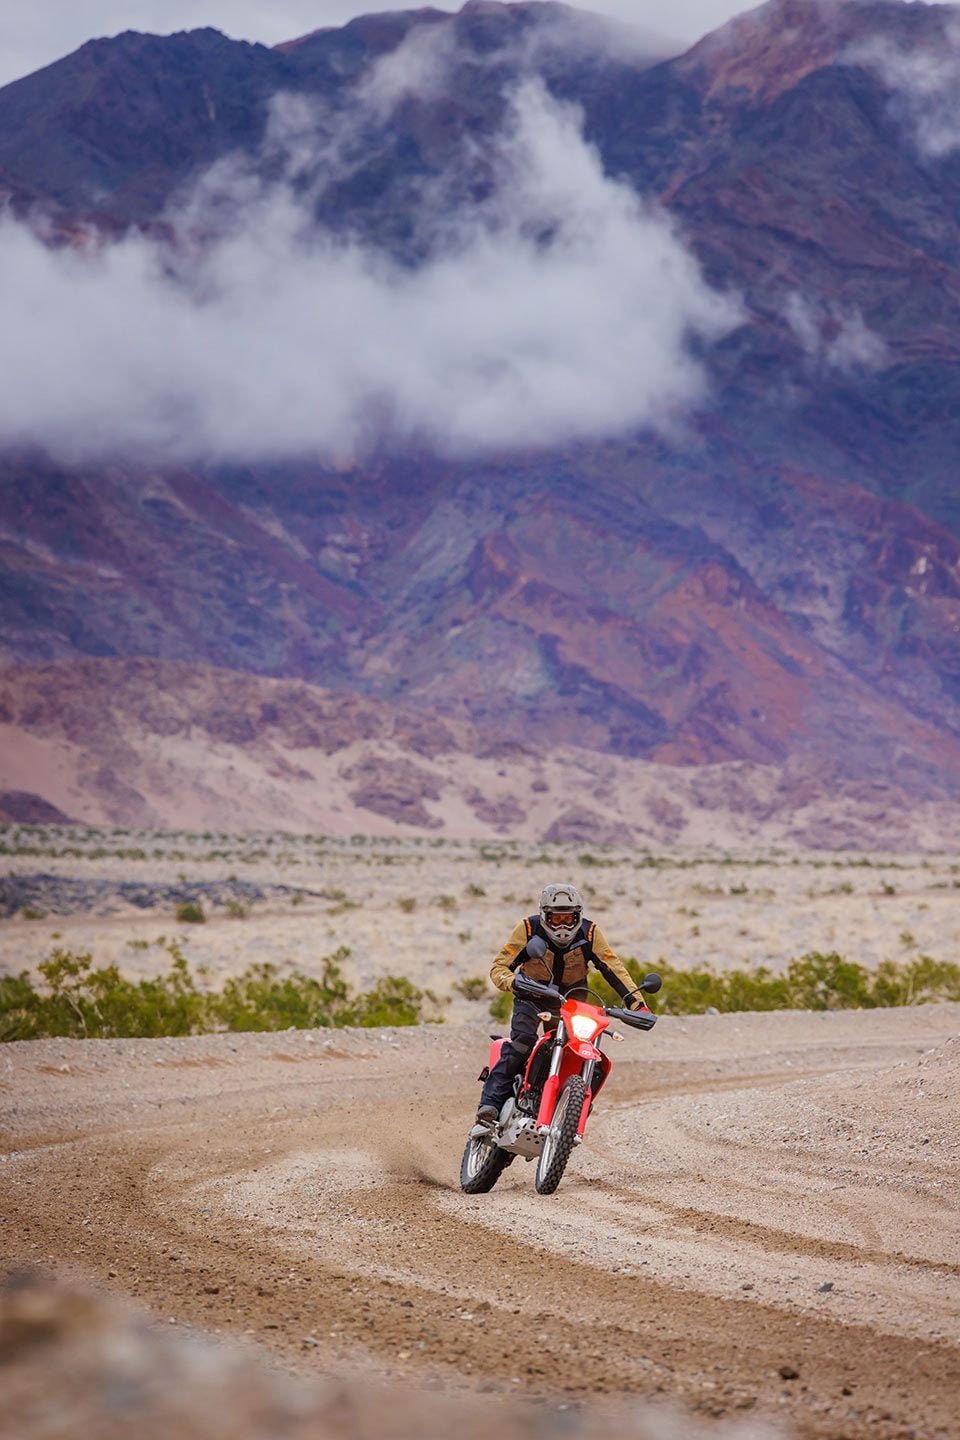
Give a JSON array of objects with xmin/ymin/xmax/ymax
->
[{"xmin": 4, "ymin": 0, "xmax": 960, "ymax": 834}]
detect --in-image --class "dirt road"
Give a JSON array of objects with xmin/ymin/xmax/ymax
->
[{"xmin": 2, "ymin": 1006, "xmax": 958, "ymax": 1439}]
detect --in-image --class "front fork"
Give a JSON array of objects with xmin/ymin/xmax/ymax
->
[
  {"xmin": 577, "ymin": 1060, "xmax": 596, "ymax": 1138},
  {"xmin": 535, "ymin": 1019, "xmax": 566, "ymax": 1130},
  {"xmin": 534, "ymin": 1021, "xmax": 595, "ymax": 1139}
]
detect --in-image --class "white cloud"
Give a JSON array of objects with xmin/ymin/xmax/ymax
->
[
  {"xmin": 850, "ymin": 26, "xmax": 960, "ymax": 158},
  {"xmin": 0, "ymin": 81, "xmax": 740, "ymax": 464},
  {"xmin": 357, "ymin": 0, "xmax": 676, "ymax": 115},
  {"xmin": 784, "ymin": 293, "xmax": 887, "ymax": 374}
]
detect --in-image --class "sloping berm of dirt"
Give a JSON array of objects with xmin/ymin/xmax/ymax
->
[{"xmin": 0, "ymin": 1270, "xmax": 768, "ymax": 1440}]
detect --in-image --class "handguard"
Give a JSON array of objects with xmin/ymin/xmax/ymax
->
[
  {"xmin": 513, "ymin": 975, "xmax": 563, "ymax": 1008},
  {"xmin": 606, "ymin": 1006, "xmax": 657, "ymax": 1032}
]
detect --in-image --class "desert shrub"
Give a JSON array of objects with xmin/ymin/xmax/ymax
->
[
  {"xmin": 0, "ymin": 972, "xmax": 46, "ymax": 1041},
  {"xmin": 10, "ymin": 946, "xmax": 954, "ymax": 1044},
  {"xmin": 489, "ymin": 989, "xmax": 513, "ymax": 1022},
  {"xmin": 784, "ymin": 952, "xmax": 874, "ymax": 1010},
  {"xmin": 526, "ymin": 951, "xmax": 960, "ymax": 1018},
  {"xmin": 351, "ymin": 975, "xmax": 440, "ymax": 1027},
  {"xmin": 465, "ymin": 883, "xmax": 486, "ymax": 898},
  {"xmin": 454, "ymin": 976, "xmax": 489, "ymax": 1002},
  {"xmin": 175, "ymin": 901, "xmax": 205, "ymax": 924},
  {"xmin": 0, "ymin": 945, "xmax": 440, "ymax": 1041},
  {"xmin": 436, "ymin": 895, "xmax": 457, "ymax": 911},
  {"xmin": 212, "ymin": 952, "xmax": 353, "ymax": 1031},
  {"xmin": 397, "ymin": 897, "xmax": 417, "ymax": 913},
  {"xmin": 648, "ymin": 952, "xmax": 960, "ymax": 1015},
  {"xmin": 0, "ymin": 945, "xmax": 206, "ymax": 1041},
  {"xmin": 869, "ymin": 955, "xmax": 960, "ymax": 1007},
  {"xmin": 225, "ymin": 899, "xmax": 249, "ymax": 919}
]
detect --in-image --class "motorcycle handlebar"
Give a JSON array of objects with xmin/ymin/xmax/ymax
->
[
  {"xmin": 606, "ymin": 1006, "xmax": 658, "ymax": 1032},
  {"xmin": 513, "ymin": 977, "xmax": 658, "ymax": 1031},
  {"xmin": 512, "ymin": 975, "xmax": 563, "ymax": 1006}
]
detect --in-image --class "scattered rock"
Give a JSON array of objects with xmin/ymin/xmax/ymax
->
[{"xmin": 0, "ymin": 875, "xmax": 322, "ymax": 919}]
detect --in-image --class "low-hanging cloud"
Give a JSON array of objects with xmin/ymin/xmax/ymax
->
[
  {"xmin": 358, "ymin": 2, "xmax": 677, "ymax": 117},
  {"xmin": 784, "ymin": 293, "xmax": 887, "ymax": 374},
  {"xmin": 0, "ymin": 82, "xmax": 741, "ymax": 465},
  {"xmin": 850, "ymin": 24, "xmax": 960, "ymax": 158}
]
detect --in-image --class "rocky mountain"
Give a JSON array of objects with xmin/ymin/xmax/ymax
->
[
  {"xmin": 5, "ymin": 655, "xmax": 960, "ymax": 849},
  {"xmin": 4, "ymin": 0, "xmax": 960, "ymax": 838}
]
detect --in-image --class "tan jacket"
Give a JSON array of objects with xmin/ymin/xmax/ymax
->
[{"xmin": 490, "ymin": 917, "xmax": 641, "ymax": 1006}]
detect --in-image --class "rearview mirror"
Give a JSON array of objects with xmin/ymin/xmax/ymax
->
[
  {"xmin": 641, "ymin": 972, "xmax": 662, "ymax": 994},
  {"xmin": 525, "ymin": 935, "xmax": 547, "ymax": 959}
]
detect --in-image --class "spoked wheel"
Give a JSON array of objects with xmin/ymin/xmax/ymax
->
[
  {"xmin": 534, "ymin": 1075, "xmax": 586, "ymax": 1195},
  {"xmin": 460, "ymin": 1130, "xmax": 514, "ymax": 1194}
]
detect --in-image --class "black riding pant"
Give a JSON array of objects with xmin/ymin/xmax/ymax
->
[{"xmin": 479, "ymin": 997, "xmax": 543, "ymax": 1112}]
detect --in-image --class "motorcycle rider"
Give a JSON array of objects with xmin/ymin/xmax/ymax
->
[{"xmin": 475, "ymin": 881, "xmax": 643, "ymax": 1127}]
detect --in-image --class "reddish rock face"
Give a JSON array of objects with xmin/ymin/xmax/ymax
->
[{"xmin": 5, "ymin": 1, "xmax": 960, "ymax": 804}]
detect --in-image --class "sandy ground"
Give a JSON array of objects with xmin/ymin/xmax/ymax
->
[
  {"xmin": 4, "ymin": 833, "xmax": 960, "ymax": 1009},
  {"xmin": 2, "ymin": 1004, "xmax": 959, "ymax": 1439}
]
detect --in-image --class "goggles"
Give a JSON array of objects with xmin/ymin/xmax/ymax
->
[{"xmin": 545, "ymin": 908, "xmax": 580, "ymax": 927}]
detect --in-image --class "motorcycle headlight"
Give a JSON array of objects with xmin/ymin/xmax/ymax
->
[{"xmin": 570, "ymin": 1013, "xmax": 600, "ymax": 1042}]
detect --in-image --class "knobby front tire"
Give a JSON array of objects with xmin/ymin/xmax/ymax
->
[
  {"xmin": 460, "ymin": 1133, "xmax": 514, "ymax": 1193},
  {"xmin": 534, "ymin": 1074, "xmax": 586, "ymax": 1195}
]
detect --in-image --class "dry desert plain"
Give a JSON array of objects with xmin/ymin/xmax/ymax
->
[{"xmin": 1, "ymin": 827, "xmax": 959, "ymax": 1440}]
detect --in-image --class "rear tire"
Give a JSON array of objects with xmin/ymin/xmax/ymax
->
[
  {"xmin": 534, "ymin": 1075, "xmax": 586, "ymax": 1195},
  {"xmin": 460, "ymin": 1132, "xmax": 513, "ymax": 1193}
]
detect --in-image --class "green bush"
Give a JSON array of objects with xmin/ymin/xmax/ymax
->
[
  {"xmin": 629, "ymin": 952, "xmax": 960, "ymax": 1016},
  {"xmin": 175, "ymin": 901, "xmax": 205, "ymax": 924},
  {"xmin": 489, "ymin": 989, "xmax": 513, "ymax": 1022},
  {"xmin": 0, "ymin": 945, "xmax": 440, "ymax": 1041},
  {"xmin": 454, "ymin": 976, "xmax": 489, "ymax": 1002},
  {"xmin": 491, "ymin": 951, "xmax": 960, "ymax": 1019},
  {"xmin": 352, "ymin": 975, "xmax": 439, "ymax": 1027},
  {"xmin": 0, "ymin": 945, "xmax": 206, "ymax": 1041},
  {"xmin": 8, "ymin": 946, "xmax": 958, "ymax": 1045}
]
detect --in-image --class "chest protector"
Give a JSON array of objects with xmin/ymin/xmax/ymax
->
[{"xmin": 514, "ymin": 914, "xmax": 598, "ymax": 992}]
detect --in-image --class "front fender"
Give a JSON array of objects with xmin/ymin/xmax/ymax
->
[{"xmin": 568, "ymin": 1039, "xmax": 602, "ymax": 1063}]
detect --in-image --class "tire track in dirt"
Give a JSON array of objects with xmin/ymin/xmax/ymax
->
[
  {"xmin": 2, "ymin": 1018, "xmax": 959, "ymax": 1439},
  {"xmin": 579, "ymin": 1179, "xmax": 960, "ymax": 1279},
  {"xmin": 4, "ymin": 1118, "xmax": 960, "ymax": 1439}
]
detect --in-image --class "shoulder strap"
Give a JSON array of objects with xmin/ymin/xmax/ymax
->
[{"xmin": 509, "ymin": 914, "xmax": 539, "ymax": 972}]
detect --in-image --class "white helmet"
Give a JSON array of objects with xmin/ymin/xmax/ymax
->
[{"xmin": 539, "ymin": 882, "xmax": 583, "ymax": 946}]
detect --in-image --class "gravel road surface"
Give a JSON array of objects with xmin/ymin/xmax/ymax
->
[{"xmin": 2, "ymin": 1006, "xmax": 958, "ymax": 1439}]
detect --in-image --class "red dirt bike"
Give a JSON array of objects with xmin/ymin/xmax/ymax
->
[{"xmin": 460, "ymin": 943, "xmax": 661, "ymax": 1196}]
